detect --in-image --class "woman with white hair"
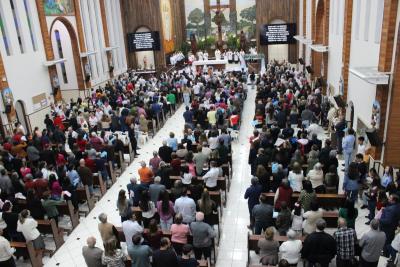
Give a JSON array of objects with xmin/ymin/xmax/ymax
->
[
  {"xmin": 306, "ymin": 163, "xmax": 325, "ymax": 193},
  {"xmin": 279, "ymin": 229, "xmax": 302, "ymax": 265}
]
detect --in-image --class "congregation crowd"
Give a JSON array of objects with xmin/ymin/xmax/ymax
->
[
  {"xmin": 0, "ymin": 66, "xmax": 247, "ymax": 267},
  {"xmin": 242, "ymin": 62, "xmax": 400, "ymax": 267}
]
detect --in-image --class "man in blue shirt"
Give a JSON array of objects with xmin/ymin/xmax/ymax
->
[
  {"xmin": 244, "ymin": 177, "xmax": 263, "ymax": 230},
  {"xmin": 183, "ymin": 106, "xmax": 194, "ymax": 129},
  {"xmin": 342, "ymin": 128, "xmax": 355, "ymax": 173}
]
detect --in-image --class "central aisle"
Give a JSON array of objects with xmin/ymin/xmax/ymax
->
[
  {"xmin": 46, "ymin": 105, "xmax": 187, "ymax": 267},
  {"xmin": 216, "ymin": 87, "xmax": 256, "ymax": 267}
]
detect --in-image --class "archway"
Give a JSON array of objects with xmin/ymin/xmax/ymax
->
[
  {"xmin": 313, "ymin": 0, "xmax": 329, "ymax": 79},
  {"xmin": 15, "ymin": 100, "xmax": 29, "ymax": 134},
  {"xmin": 267, "ymin": 19, "xmax": 289, "ymax": 62},
  {"xmin": 135, "ymin": 26, "xmax": 156, "ymax": 70},
  {"xmin": 49, "ymin": 17, "xmax": 84, "ymax": 90}
]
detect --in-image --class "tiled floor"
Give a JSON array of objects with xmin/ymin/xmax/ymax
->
[{"xmin": 19, "ymin": 87, "xmax": 390, "ymax": 267}]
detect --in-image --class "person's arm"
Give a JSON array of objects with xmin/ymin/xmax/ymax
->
[{"xmin": 274, "ymin": 188, "xmax": 280, "ymax": 206}]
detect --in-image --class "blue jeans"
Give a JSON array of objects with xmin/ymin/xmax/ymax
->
[
  {"xmin": 344, "ymin": 152, "xmax": 352, "ymax": 172},
  {"xmin": 160, "ymin": 217, "xmax": 173, "ymax": 231},
  {"xmin": 254, "ymin": 221, "xmax": 269, "ymax": 235}
]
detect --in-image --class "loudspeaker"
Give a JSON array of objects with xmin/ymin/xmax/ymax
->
[
  {"xmin": 5, "ymin": 104, "xmax": 11, "ymax": 114},
  {"xmin": 299, "ymin": 58, "xmax": 305, "ymax": 65},
  {"xmin": 333, "ymin": 95, "xmax": 346, "ymax": 108},
  {"xmin": 366, "ymin": 128, "xmax": 381, "ymax": 146},
  {"xmin": 306, "ymin": 65, "xmax": 313, "ymax": 74}
]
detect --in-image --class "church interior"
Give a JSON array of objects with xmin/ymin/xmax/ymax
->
[{"xmin": 0, "ymin": 0, "xmax": 399, "ymax": 267}]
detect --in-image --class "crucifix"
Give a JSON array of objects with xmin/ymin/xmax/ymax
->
[{"xmin": 210, "ymin": 0, "xmax": 229, "ymax": 44}]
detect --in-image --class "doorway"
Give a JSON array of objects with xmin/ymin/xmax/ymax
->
[{"xmin": 15, "ymin": 100, "xmax": 29, "ymax": 134}]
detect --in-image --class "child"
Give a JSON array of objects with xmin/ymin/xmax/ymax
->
[
  {"xmin": 181, "ymin": 166, "xmax": 193, "ymax": 185},
  {"xmin": 291, "ymin": 202, "xmax": 303, "ymax": 236},
  {"xmin": 357, "ymin": 136, "xmax": 366, "ymax": 156}
]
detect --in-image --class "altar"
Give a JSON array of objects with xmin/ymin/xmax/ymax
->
[{"xmin": 192, "ymin": 59, "xmax": 229, "ymax": 72}]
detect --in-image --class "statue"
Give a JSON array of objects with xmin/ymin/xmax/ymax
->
[
  {"xmin": 190, "ymin": 33, "xmax": 197, "ymax": 54},
  {"xmin": 239, "ymin": 30, "xmax": 247, "ymax": 52}
]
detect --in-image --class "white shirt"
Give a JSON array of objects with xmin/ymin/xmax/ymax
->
[
  {"xmin": 17, "ymin": 218, "xmax": 40, "ymax": 241},
  {"xmin": 357, "ymin": 144, "xmax": 366, "ymax": 155},
  {"xmin": 174, "ymin": 196, "xmax": 196, "ymax": 223},
  {"xmin": 181, "ymin": 173, "xmax": 193, "ymax": 185},
  {"xmin": 203, "ymin": 167, "xmax": 220, "ymax": 188},
  {"xmin": 122, "ymin": 220, "xmax": 143, "ymax": 247},
  {"xmin": 288, "ymin": 171, "xmax": 304, "ymax": 192},
  {"xmin": 0, "ymin": 236, "xmax": 14, "ymax": 262},
  {"xmin": 208, "ymin": 137, "xmax": 219, "ymax": 150},
  {"xmin": 279, "ymin": 239, "xmax": 302, "ymax": 264},
  {"xmin": 89, "ymin": 116, "xmax": 98, "ymax": 127}
]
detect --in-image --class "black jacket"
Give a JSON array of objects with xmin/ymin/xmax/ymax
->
[{"xmin": 301, "ymin": 231, "xmax": 336, "ymax": 264}]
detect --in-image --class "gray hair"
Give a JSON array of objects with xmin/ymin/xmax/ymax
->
[
  {"xmin": 130, "ymin": 177, "xmax": 137, "ymax": 184},
  {"xmin": 287, "ymin": 229, "xmax": 297, "ymax": 240},
  {"xmin": 251, "ymin": 177, "xmax": 259, "ymax": 186},
  {"xmin": 370, "ymin": 219, "xmax": 380, "ymax": 230},
  {"xmin": 98, "ymin": 213, "xmax": 107, "ymax": 223},
  {"xmin": 154, "ymin": 176, "xmax": 161, "ymax": 183},
  {"xmin": 153, "ymin": 151, "xmax": 158, "ymax": 156},
  {"xmin": 314, "ymin": 163, "xmax": 322, "ymax": 171}
]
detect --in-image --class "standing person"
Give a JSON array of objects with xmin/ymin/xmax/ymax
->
[
  {"xmin": 149, "ymin": 176, "xmax": 166, "ymax": 204},
  {"xmin": 335, "ymin": 113, "xmax": 346, "ymax": 155},
  {"xmin": 288, "ymin": 162, "xmax": 304, "ymax": 192},
  {"xmin": 252, "ymin": 194, "xmax": 274, "ymax": 235},
  {"xmin": 139, "ymin": 190, "xmax": 156, "ymax": 228},
  {"xmin": 152, "ymin": 237, "xmax": 178, "ymax": 267},
  {"xmin": 0, "ymin": 228, "xmax": 15, "ymax": 267},
  {"xmin": 333, "ymin": 218, "xmax": 357, "ymax": 267},
  {"xmin": 380, "ymin": 194, "xmax": 400, "ymax": 257},
  {"xmin": 298, "ymin": 180, "xmax": 317, "ymax": 212},
  {"xmin": 98, "ymin": 213, "xmax": 121, "ymax": 248},
  {"xmin": 116, "ymin": 189, "xmax": 132, "ymax": 222},
  {"xmin": 274, "ymin": 179, "xmax": 293, "ymax": 211},
  {"xmin": 17, "ymin": 209, "xmax": 46, "ymax": 259},
  {"xmin": 275, "ymin": 201, "xmax": 292, "ymax": 236},
  {"xmin": 170, "ymin": 214, "xmax": 190, "ymax": 256},
  {"xmin": 122, "ymin": 213, "xmax": 143, "ymax": 248},
  {"xmin": 244, "ymin": 177, "xmax": 262, "ymax": 229},
  {"xmin": 138, "ymin": 162, "xmax": 154, "ymax": 186},
  {"xmin": 202, "ymin": 161, "xmax": 220, "ymax": 191},
  {"xmin": 301, "ymin": 219, "xmax": 336, "ymax": 267},
  {"xmin": 82, "ymin": 236, "xmax": 106, "ymax": 267},
  {"xmin": 157, "ymin": 191, "xmax": 175, "ymax": 231},
  {"xmin": 343, "ymin": 162, "xmax": 360, "ymax": 202},
  {"xmin": 338, "ymin": 199, "xmax": 358, "ymax": 229},
  {"xmin": 303, "ymin": 201, "xmax": 323, "ymax": 235},
  {"xmin": 101, "ymin": 239, "xmax": 127, "ymax": 267},
  {"xmin": 127, "ymin": 234, "xmax": 152, "ymax": 267},
  {"xmin": 342, "ymin": 128, "xmax": 355, "ymax": 172},
  {"xmin": 174, "ymin": 188, "xmax": 196, "ymax": 224},
  {"xmin": 359, "ymin": 219, "xmax": 386, "ymax": 267},
  {"xmin": 77, "ymin": 159, "xmax": 94, "ymax": 196},
  {"xmin": 190, "ymin": 212, "xmax": 215, "ymax": 260}
]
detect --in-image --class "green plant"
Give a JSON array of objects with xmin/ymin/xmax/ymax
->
[
  {"xmin": 227, "ymin": 34, "xmax": 239, "ymax": 50},
  {"xmin": 180, "ymin": 41, "xmax": 190, "ymax": 56},
  {"xmin": 204, "ymin": 36, "xmax": 216, "ymax": 50}
]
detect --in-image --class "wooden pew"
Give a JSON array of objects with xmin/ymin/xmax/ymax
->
[
  {"xmin": 92, "ymin": 172, "xmax": 106, "ymax": 196},
  {"xmin": 56, "ymin": 200, "xmax": 80, "ymax": 229},
  {"xmin": 76, "ymin": 186, "xmax": 95, "ymax": 212},
  {"xmin": 106, "ymin": 160, "xmax": 117, "ymax": 184},
  {"xmin": 11, "ymin": 241, "xmax": 42, "ymax": 267},
  {"xmin": 37, "ymin": 219, "xmax": 64, "ymax": 249},
  {"xmin": 169, "ymin": 175, "xmax": 228, "ymax": 199},
  {"xmin": 124, "ymin": 256, "xmax": 209, "ymax": 267},
  {"xmin": 263, "ymin": 192, "xmax": 346, "ymax": 210}
]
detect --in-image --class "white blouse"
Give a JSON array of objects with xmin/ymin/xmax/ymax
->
[{"xmin": 17, "ymin": 218, "xmax": 40, "ymax": 241}]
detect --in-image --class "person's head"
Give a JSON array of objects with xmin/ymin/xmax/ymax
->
[
  {"xmin": 160, "ymin": 237, "xmax": 171, "ymax": 249},
  {"xmin": 293, "ymin": 202, "xmax": 302, "ymax": 216},
  {"xmin": 316, "ymin": 218, "xmax": 327, "ymax": 231},
  {"xmin": 358, "ymin": 136, "xmax": 365, "ymax": 144},
  {"xmin": 389, "ymin": 194, "xmax": 399, "ymax": 204},
  {"xmin": 19, "ymin": 209, "xmax": 30, "ymax": 224},
  {"xmin": 370, "ymin": 219, "xmax": 380, "ymax": 230},
  {"xmin": 259, "ymin": 194, "xmax": 268, "ymax": 204},
  {"xmin": 292, "ymin": 162, "xmax": 301, "ymax": 174},
  {"xmin": 251, "ymin": 176, "xmax": 259, "ymax": 186},
  {"xmin": 278, "ymin": 259, "xmax": 290, "ymax": 267},
  {"xmin": 153, "ymin": 151, "xmax": 158, "ymax": 157},
  {"xmin": 281, "ymin": 179, "xmax": 289, "ymax": 189},
  {"xmin": 355, "ymin": 153, "xmax": 364, "ymax": 162},
  {"xmin": 195, "ymin": 212, "xmax": 205, "ymax": 222},
  {"xmin": 310, "ymin": 201, "xmax": 319, "ymax": 212},
  {"xmin": 347, "ymin": 128, "xmax": 355, "ymax": 136},
  {"xmin": 385, "ymin": 166, "xmax": 394, "ymax": 177},
  {"xmin": 302, "ymin": 180, "xmax": 313, "ymax": 193},
  {"xmin": 328, "ymin": 164, "xmax": 337, "ymax": 174},
  {"xmin": 148, "ymin": 219, "xmax": 158, "ymax": 233},
  {"xmin": 287, "ymin": 229, "xmax": 297, "ymax": 240},
  {"xmin": 313, "ymin": 163, "xmax": 322, "ymax": 171},
  {"xmin": 86, "ymin": 236, "xmax": 96, "ymax": 248},
  {"xmin": 140, "ymin": 161, "xmax": 146, "ymax": 168},
  {"xmin": 79, "ymin": 159, "xmax": 85, "ymax": 167},
  {"xmin": 130, "ymin": 177, "xmax": 137, "ymax": 184},
  {"xmin": 132, "ymin": 234, "xmax": 142, "ymax": 245},
  {"xmin": 154, "ymin": 176, "xmax": 161, "ymax": 184},
  {"xmin": 264, "ymin": 227, "xmax": 274, "ymax": 240},
  {"xmin": 182, "ymin": 244, "xmax": 193, "ymax": 256},
  {"xmin": 347, "ymin": 162, "xmax": 359, "ymax": 180},
  {"xmin": 337, "ymin": 217, "xmax": 347, "ymax": 228},
  {"xmin": 2, "ymin": 201, "xmax": 12, "ymax": 212},
  {"xmin": 98, "ymin": 213, "xmax": 107, "ymax": 223},
  {"xmin": 174, "ymin": 213, "xmax": 183, "ymax": 224}
]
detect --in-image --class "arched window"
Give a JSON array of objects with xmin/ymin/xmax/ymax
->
[{"xmin": 54, "ymin": 30, "xmax": 68, "ymax": 83}]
